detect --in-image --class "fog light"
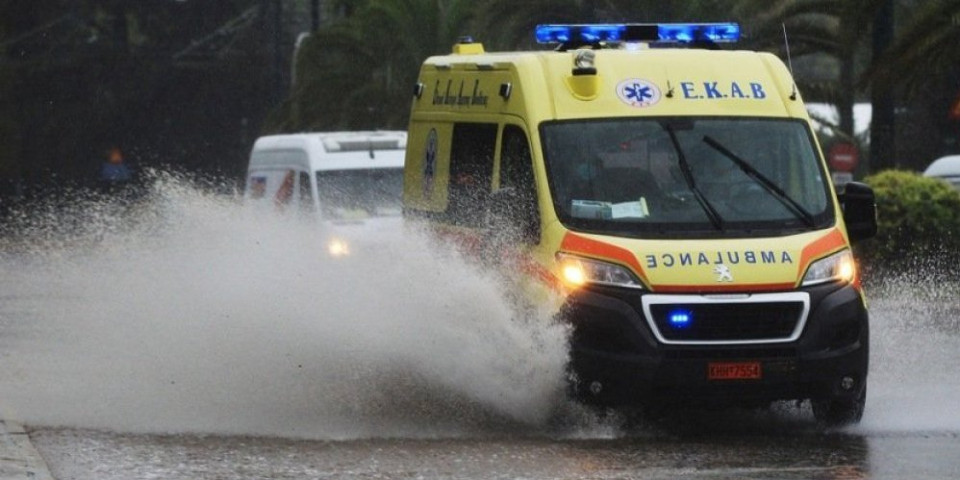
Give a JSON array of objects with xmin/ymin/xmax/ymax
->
[
  {"xmin": 840, "ymin": 376, "xmax": 855, "ymax": 391},
  {"xmin": 589, "ymin": 381, "xmax": 603, "ymax": 395}
]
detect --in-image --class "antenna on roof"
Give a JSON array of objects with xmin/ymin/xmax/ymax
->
[{"xmin": 782, "ymin": 23, "xmax": 798, "ymax": 101}]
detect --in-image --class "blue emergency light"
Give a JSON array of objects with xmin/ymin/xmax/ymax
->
[
  {"xmin": 535, "ymin": 23, "xmax": 740, "ymax": 46},
  {"xmin": 658, "ymin": 23, "xmax": 740, "ymax": 43},
  {"xmin": 535, "ymin": 24, "xmax": 629, "ymax": 43},
  {"xmin": 668, "ymin": 309, "xmax": 692, "ymax": 328}
]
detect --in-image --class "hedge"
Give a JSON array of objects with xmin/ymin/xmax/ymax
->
[{"xmin": 857, "ymin": 170, "xmax": 960, "ymax": 274}]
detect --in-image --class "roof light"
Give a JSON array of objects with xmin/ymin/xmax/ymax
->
[
  {"xmin": 535, "ymin": 24, "xmax": 633, "ymax": 44},
  {"xmin": 657, "ymin": 23, "xmax": 740, "ymax": 43},
  {"xmin": 535, "ymin": 23, "xmax": 739, "ymax": 46},
  {"xmin": 574, "ymin": 49, "xmax": 596, "ymax": 70}
]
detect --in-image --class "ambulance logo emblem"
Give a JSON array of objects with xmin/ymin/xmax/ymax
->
[
  {"xmin": 616, "ymin": 79, "xmax": 661, "ymax": 108},
  {"xmin": 714, "ymin": 264, "xmax": 734, "ymax": 282}
]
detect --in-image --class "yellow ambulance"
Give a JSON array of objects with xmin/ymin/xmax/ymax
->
[{"xmin": 402, "ymin": 23, "xmax": 877, "ymax": 425}]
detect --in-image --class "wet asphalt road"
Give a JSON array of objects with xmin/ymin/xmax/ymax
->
[
  {"xmin": 27, "ymin": 424, "xmax": 960, "ymax": 480},
  {"xmin": 2, "ymin": 189, "xmax": 959, "ymax": 479}
]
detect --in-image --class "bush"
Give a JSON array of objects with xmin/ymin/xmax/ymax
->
[{"xmin": 858, "ymin": 170, "xmax": 960, "ymax": 275}]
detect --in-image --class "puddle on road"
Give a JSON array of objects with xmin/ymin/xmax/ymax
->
[{"xmin": 0, "ymin": 172, "xmax": 957, "ymax": 439}]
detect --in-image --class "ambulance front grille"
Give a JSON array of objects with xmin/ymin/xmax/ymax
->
[{"xmin": 641, "ymin": 292, "xmax": 810, "ymax": 345}]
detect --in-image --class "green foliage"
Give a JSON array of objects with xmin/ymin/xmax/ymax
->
[
  {"xmin": 270, "ymin": 0, "xmax": 477, "ymax": 132},
  {"xmin": 1, "ymin": 1, "xmax": 269, "ymax": 184},
  {"xmin": 859, "ymin": 170, "xmax": 960, "ymax": 272},
  {"xmin": 865, "ymin": 0, "xmax": 960, "ymax": 96},
  {"xmin": 472, "ymin": 0, "xmax": 731, "ymax": 51}
]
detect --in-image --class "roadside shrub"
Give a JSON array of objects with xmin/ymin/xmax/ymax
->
[{"xmin": 858, "ymin": 170, "xmax": 960, "ymax": 277}]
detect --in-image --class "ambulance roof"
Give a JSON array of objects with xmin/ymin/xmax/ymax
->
[{"xmin": 417, "ymin": 44, "xmax": 804, "ymax": 121}]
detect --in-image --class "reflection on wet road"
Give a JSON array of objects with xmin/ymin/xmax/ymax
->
[{"xmin": 28, "ymin": 427, "xmax": 960, "ymax": 480}]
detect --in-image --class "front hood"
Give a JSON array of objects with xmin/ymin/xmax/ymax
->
[{"xmin": 559, "ymin": 228, "xmax": 848, "ymax": 293}]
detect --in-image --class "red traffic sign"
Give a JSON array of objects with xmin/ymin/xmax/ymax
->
[{"xmin": 828, "ymin": 143, "xmax": 859, "ymax": 172}]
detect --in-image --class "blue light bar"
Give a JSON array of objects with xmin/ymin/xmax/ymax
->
[
  {"xmin": 535, "ymin": 23, "xmax": 740, "ymax": 45},
  {"xmin": 535, "ymin": 24, "xmax": 627, "ymax": 44},
  {"xmin": 658, "ymin": 23, "xmax": 740, "ymax": 43}
]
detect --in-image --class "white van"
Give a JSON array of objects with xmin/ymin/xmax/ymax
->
[
  {"xmin": 244, "ymin": 131, "xmax": 407, "ymax": 219},
  {"xmin": 923, "ymin": 155, "xmax": 960, "ymax": 191}
]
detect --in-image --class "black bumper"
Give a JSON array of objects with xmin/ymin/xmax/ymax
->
[{"xmin": 564, "ymin": 282, "xmax": 869, "ymax": 407}]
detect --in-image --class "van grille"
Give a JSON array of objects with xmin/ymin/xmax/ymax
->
[{"xmin": 642, "ymin": 293, "xmax": 809, "ymax": 345}]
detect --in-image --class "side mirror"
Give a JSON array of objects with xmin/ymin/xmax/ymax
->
[
  {"xmin": 484, "ymin": 187, "xmax": 540, "ymax": 245},
  {"xmin": 839, "ymin": 181, "xmax": 877, "ymax": 244}
]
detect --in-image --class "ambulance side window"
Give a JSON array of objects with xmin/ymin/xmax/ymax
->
[
  {"xmin": 448, "ymin": 123, "xmax": 496, "ymax": 226},
  {"xmin": 499, "ymin": 125, "xmax": 540, "ymax": 242}
]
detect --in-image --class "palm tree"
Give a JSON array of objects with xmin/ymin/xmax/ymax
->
[
  {"xmin": 865, "ymin": 0, "xmax": 960, "ymax": 95},
  {"xmin": 273, "ymin": 0, "xmax": 477, "ymax": 131},
  {"xmin": 734, "ymin": 0, "xmax": 890, "ymax": 141},
  {"xmin": 863, "ymin": 0, "xmax": 960, "ymax": 170},
  {"xmin": 472, "ymin": 0, "xmax": 731, "ymax": 51},
  {"xmin": 744, "ymin": 0, "xmax": 960, "ymax": 171}
]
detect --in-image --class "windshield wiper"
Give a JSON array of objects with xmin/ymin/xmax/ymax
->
[
  {"xmin": 663, "ymin": 124, "xmax": 724, "ymax": 231},
  {"xmin": 702, "ymin": 135, "xmax": 816, "ymax": 228}
]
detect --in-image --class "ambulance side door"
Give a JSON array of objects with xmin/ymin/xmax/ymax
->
[{"xmin": 493, "ymin": 123, "xmax": 540, "ymax": 244}]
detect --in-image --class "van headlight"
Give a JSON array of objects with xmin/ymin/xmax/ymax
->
[
  {"xmin": 327, "ymin": 238, "xmax": 350, "ymax": 257},
  {"xmin": 557, "ymin": 253, "xmax": 644, "ymax": 289},
  {"xmin": 802, "ymin": 249, "xmax": 856, "ymax": 286}
]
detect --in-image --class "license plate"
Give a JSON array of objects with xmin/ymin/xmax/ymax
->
[{"xmin": 708, "ymin": 361, "xmax": 762, "ymax": 380}]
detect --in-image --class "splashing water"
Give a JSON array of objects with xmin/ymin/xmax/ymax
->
[
  {"xmin": 857, "ymin": 263, "xmax": 960, "ymax": 434},
  {"xmin": 0, "ymin": 171, "xmax": 570, "ymax": 439}
]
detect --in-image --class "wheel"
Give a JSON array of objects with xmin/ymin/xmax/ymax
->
[{"xmin": 812, "ymin": 384, "xmax": 866, "ymax": 427}]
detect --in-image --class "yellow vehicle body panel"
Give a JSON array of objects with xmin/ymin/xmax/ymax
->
[{"xmin": 404, "ymin": 44, "xmax": 849, "ymax": 295}]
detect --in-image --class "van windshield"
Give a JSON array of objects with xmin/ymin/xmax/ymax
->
[
  {"xmin": 541, "ymin": 117, "xmax": 833, "ymax": 238},
  {"xmin": 317, "ymin": 168, "xmax": 403, "ymax": 219}
]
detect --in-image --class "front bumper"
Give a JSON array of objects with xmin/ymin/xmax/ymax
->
[{"xmin": 564, "ymin": 281, "xmax": 869, "ymax": 407}]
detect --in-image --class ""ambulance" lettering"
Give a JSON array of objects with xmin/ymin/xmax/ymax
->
[
  {"xmin": 679, "ymin": 81, "xmax": 767, "ymax": 100},
  {"xmin": 432, "ymin": 79, "xmax": 489, "ymax": 107},
  {"xmin": 645, "ymin": 250, "xmax": 793, "ymax": 269}
]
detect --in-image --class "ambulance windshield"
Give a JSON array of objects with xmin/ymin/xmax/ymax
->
[
  {"xmin": 316, "ymin": 168, "xmax": 404, "ymax": 219},
  {"xmin": 541, "ymin": 117, "xmax": 833, "ymax": 238}
]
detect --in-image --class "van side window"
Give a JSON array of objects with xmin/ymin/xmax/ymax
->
[
  {"xmin": 275, "ymin": 170, "xmax": 295, "ymax": 207},
  {"xmin": 448, "ymin": 123, "xmax": 496, "ymax": 226},
  {"xmin": 248, "ymin": 176, "xmax": 267, "ymax": 199},
  {"xmin": 500, "ymin": 125, "xmax": 540, "ymax": 241},
  {"xmin": 298, "ymin": 171, "xmax": 315, "ymax": 213}
]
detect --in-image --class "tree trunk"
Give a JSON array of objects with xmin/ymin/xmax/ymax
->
[
  {"xmin": 112, "ymin": 0, "xmax": 129, "ymax": 54},
  {"xmin": 870, "ymin": 0, "xmax": 896, "ymax": 172}
]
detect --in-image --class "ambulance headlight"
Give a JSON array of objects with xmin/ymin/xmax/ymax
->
[
  {"xmin": 557, "ymin": 253, "xmax": 644, "ymax": 289},
  {"xmin": 802, "ymin": 249, "xmax": 856, "ymax": 286}
]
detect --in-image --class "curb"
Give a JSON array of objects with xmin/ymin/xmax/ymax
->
[{"xmin": 0, "ymin": 420, "xmax": 54, "ymax": 480}]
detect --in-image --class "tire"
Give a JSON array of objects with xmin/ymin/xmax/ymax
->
[{"xmin": 812, "ymin": 384, "xmax": 866, "ymax": 427}]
